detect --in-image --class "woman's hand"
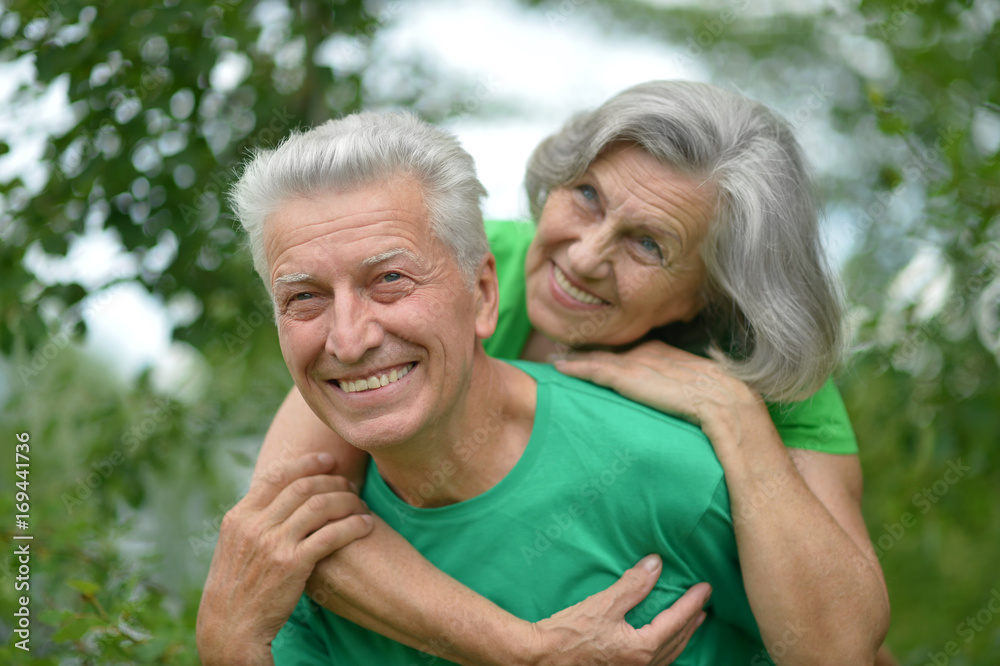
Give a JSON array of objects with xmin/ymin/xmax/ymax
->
[
  {"xmin": 554, "ymin": 340, "xmax": 770, "ymax": 457},
  {"xmin": 529, "ymin": 555, "xmax": 711, "ymax": 666},
  {"xmin": 557, "ymin": 341, "xmax": 889, "ymax": 664},
  {"xmin": 196, "ymin": 453, "xmax": 373, "ymax": 665}
]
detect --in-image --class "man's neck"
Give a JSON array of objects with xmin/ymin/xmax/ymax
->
[{"xmin": 370, "ymin": 354, "xmax": 536, "ymax": 508}]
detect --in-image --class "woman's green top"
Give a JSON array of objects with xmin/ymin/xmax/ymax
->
[{"xmin": 482, "ymin": 220, "xmax": 858, "ymax": 455}]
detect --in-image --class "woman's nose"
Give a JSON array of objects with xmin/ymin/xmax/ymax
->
[{"xmin": 566, "ymin": 226, "xmax": 612, "ymax": 279}]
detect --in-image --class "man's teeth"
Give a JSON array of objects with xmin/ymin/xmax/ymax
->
[
  {"xmin": 554, "ymin": 265, "xmax": 605, "ymax": 305},
  {"xmin": 338, "ymin": 363, "xmax": 413, "ymax": 393}
]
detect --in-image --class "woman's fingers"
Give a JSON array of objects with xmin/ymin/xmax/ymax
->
[
  {"xmin": 555, "ymin": 354, "xmax": 701, "ymax": 423},
  {"xmin": 651, "ymin": 611, "xmax": 706, "ymax": 664},
  {"xmin": 640, "ymin": 582, "xmax": 711, "ymax": 664},
  {"xmin": 554, "ymin": 352, "xmax": 626, "ymax": 385}
]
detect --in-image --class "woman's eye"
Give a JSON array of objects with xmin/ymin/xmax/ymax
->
[
  {"xmin": 577, "ymin": 185, "xmax": 598, "ymax": 202},
  {"xmin": 638, "ymin": 238, "xmax": 663, "ymax": 258}
]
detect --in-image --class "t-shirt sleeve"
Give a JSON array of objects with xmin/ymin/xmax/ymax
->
[
  {"xmin": 271, "ymin": 596, "xmax": 333, "ymax": 665},
  {"xmin": 766, "ymin": 378, "xmax": 859, "ymax": 454},
  {"xmin": 682, "ymin": 479, "xmax": 769, "ymax": 650}
]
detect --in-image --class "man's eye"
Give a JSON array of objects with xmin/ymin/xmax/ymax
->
[
  {"xmin": 293, "ymin": 292, "xmax": 314, "ymax": 301},
  {"xmin": 382, "ymin": 272, "xmax": 402, "ymax": 283}
]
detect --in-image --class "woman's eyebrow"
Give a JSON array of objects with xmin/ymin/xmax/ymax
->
[{"xmin": 633, "ymin": 222, "xmax": 682, "ymax": 245}]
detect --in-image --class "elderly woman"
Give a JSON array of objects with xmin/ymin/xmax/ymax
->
[{"xmin": 246, "ymin": 81, "xmax": 889, "ymax": 664}]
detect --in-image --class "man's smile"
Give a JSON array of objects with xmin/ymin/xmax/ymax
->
[{"xmin": 334, "ymin": 362, "xmax": 416, "ymax": 394}]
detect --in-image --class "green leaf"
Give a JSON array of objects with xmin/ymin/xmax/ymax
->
[
  {"xmin": 51, "ymin": 616, "xmax": 99, "ymax": 643},
  {"xmin": 38, "ymin": 609, "xmax": 72, "ymax": 626},
  {"xmin": 68, "ymin": 579, "xmax": 100, "ymax": 596}
]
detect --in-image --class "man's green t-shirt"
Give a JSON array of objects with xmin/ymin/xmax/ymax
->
[
  {"xmin": 273, "ymin": 362, "xmax": 772, "ymax": 665},
  {"xmin": 482, "ymin": 219, "xmax": 858, "ymax": 455}
]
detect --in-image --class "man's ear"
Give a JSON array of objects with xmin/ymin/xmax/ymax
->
[{"xmin": 473, "ymin": 252, "xmax": 500, "ymax": 340}]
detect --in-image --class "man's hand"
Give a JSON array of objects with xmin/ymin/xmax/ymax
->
[
  {"xmin": 528, "ymin": 555, "xmax": 710, "ymax": 665},
  {"xmin": 197, "ymin": 453, "xmax": 373, "ymax": 665}
]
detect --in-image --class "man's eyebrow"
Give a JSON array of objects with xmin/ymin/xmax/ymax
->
[
  {"xmin": 361, "ymin": 247, "xmax": 418, "ymax": 267},
  {"xmin": 273, "ymin": 272, "xmax": 316, "ymax": 287}
]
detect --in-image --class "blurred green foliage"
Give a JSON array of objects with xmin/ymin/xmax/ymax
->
[{"xmin": 1, "ymin": 0, "xmax": 998, "ymax": 664}]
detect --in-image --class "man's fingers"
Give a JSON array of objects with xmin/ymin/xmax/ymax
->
[
  {"xmin": 594, "ymin": 554, "xmax": 663, "ymax": 617},
  {"xmin": 266, "ymin": 474, "xmax": 354, "ymax": 524},
  {"xmin": 283, "ymin": 490, "xmax": 369, "ymax": 541},
  {"xmin": 246, "ymin": 453, "xmax": 337, "ymax": 508},
  {"xmin": 297, "ymin": 513, "xmax": 374, "ymax": 563}
]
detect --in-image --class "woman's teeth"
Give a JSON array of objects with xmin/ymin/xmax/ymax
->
[
  {"xmin": 339, "ymin": 363, "xmax": 414, "ymax": 393},
  {"xmin": 554, "ymin": 265, "xmax": 605, "ymax": 305}
]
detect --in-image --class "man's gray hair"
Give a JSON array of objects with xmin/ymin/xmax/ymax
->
[
  {"xmin": 230, "ymin": 111, "xmax": 489, "ymax": 293},
  {"xmin": 526, "ymin": 80, "xmax": 843, "ymax": 402}
]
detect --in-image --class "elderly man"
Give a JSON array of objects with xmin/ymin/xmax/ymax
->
[{"xmin": 197, "ymin": 112, "xmax": 769, "ymax": 665}]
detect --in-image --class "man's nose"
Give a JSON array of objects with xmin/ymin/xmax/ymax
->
[
  {"xmin": 566, "ymin": 225, "xmax": 613, "ymax": 279},
  {"xmin": 324, "ymin": 294, "xmax": 384, "ymax": 364}
]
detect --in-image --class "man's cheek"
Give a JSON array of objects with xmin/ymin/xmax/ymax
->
[{"xmin": 278, "ymin": 329, "xmax": 314, "ymax": 377}]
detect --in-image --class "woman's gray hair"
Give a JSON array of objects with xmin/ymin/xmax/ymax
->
[
  {"xmin": 526, "ymin": 80, "xmax": 843, "ymax": 401},
  {"xmin": 230, "ymin": 111, "xmax": 488, "ymax": 294}
]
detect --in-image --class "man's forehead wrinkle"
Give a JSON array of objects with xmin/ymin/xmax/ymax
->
[
  {"xmin": 274, "ymin": 215, "xmax": 418, "ymax": 258},
  {"xmin": 266, "ymin": 180, "xmax": 433, "ymax": 287},
  {"xmin": 269, "ymin": 219, "xmax": 431, "ymax": 286}
]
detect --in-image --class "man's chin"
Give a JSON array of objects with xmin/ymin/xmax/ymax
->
[{"xmin": 323, "ymin": 414, "xmax": 417, "ymax": 455}]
